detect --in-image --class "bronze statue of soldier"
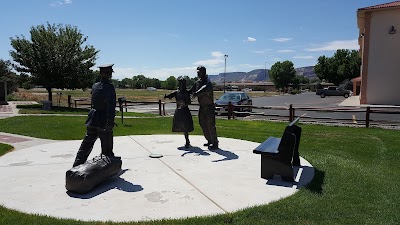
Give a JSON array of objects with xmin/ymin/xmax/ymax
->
[
  {"xmin": 190, "ymin": 66, "xmax": 219, "ymax": 150},
  {"xmin": 72, "ymin": 64, "xmax": 117, "ymax": 167},
  {"xmin": 164, "ymin": 77, "xmax": 194, "ymax": 148}
]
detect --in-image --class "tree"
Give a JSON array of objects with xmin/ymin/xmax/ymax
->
[
  {"xmin": 10, "ymin": 22, "xmax": 98, "ymax": 102},
  {"xmin": 310, "ymin": 77, "xmax": 320, "ymax": 83},
  {"xmin": 0, "ymin": 59, "xmax": 11, "ymax": 78},
  {"xmin": 110, "ymin": 79, "xmax": 120, "ymax": 88},
  {"xmin": 120, "ymin": 78, "xmax": 132, "ymax": 88},
  {"xmin": 296, "ymin": 75, "xmax": 310, "ymax": 84},
  {"xmin": 132, "ymin": 75, "xmax": 146, "ymax": 89},
  {"xmin": 183, "ymin": 75, "xmax": 197, "ymax": 87},
  {"xmin": 150, "ymin": 78, "xmax": 161, "ymax": 89},
  {"xmin": 0, "ymin": 59, "xmax": 19, "ymax": 94},
  {"xmin": 164, "ymin": 76, "xmax": 177, "ymax": 90},
  {"xmin": 314, "ymin": 49, "xmax": 361, "ymax": 85},
  {"xmin": 269, "ymin": 60, "xmax": 296, "ymax": 90}
]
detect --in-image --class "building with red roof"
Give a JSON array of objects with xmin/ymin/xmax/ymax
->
[{"xmin": 357, "ymin": 1, "xmax": 400, "ymax": 105}]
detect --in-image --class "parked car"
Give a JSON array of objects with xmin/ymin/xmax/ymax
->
[
  {"xmin": 316, "ymin": 86, "xmax": 352, "ymax": 98},
  {"xmin": 146, "ymin": 87, "xmax": 157, "ymax": 91},
  {"xmin": 242, "ymin": 88, "xmax": 252, "ymax": 92},
  {"xmin": 214, "ymin": 92, "xmax": 252, "ymax": 114}
]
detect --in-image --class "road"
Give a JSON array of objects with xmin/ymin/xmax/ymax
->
[{"xmin": 249, "ymin": 92, "xmax": 400, "ymax": 126}]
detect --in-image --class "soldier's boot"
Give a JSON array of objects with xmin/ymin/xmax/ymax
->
[{"xmin": 203, "ymin": 142, "xmax": 212, "ymax": 146}]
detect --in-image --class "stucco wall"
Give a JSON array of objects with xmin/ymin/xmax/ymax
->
[{"xmin": 366, "ymin": 9, "xmax": 400, "ymax": 105}]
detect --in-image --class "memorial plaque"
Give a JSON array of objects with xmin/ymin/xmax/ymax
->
[{"xmin": 0, "ymin": 81, "xmax": 7, "ymax": 105}]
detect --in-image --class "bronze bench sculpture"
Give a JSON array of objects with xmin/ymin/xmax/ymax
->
[{"xmin": 253, "ymin": 117, "xmax": 302, "ymax": 181}]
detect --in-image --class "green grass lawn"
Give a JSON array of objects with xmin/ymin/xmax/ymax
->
[
  {"xmin": 0, "ymin": 143, "xmax": 13, "ymax": 156},
  {"xmin": 18, "ymin": 109, "xmax": 161, "ymax": 117},
  {"xmin": 16, "ymin": 105, "xmax": 160, "ymax": 117},
  {"xmin": 0, "ymin": 116, "xmax": 399, "ymax": 224}
]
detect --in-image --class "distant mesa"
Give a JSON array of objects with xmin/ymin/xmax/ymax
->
[{"xmin": 208, "ymin": 66, "xmax": 316, "ymax": 84}]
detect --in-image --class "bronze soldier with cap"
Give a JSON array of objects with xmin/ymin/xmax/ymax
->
[
  {"xmin": 72, "ymin": 64, "xmax": 117, "ymax": 167},
  {"xmin": 190, "ymin": 66, "xmax": 219, "ymax": 150}
]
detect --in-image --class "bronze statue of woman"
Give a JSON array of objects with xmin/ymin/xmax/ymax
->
[{"xmin": 164, "ymin": 77, "xmax": 194, "ymax": 148}]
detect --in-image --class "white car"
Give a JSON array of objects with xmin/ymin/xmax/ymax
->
[{"xmin": 146, "ymin": 87, "xmax": 157, "ymax": 91}]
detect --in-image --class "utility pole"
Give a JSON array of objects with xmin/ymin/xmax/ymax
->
[
  {"xmin": 265, "ymin": 62, "xmax": 268, "ymax": 92},
  {"xmin": 224, "ymin": 54, "xmax": 228, "ymax": 93}
]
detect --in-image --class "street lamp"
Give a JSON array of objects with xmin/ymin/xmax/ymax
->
[
  {"xmin": 264, "ymin": 62, "xmax": 268, "ymax": 92},
  {"xmin": 224, "ymin": 54, "xmax": 228, "ymax": 93}
]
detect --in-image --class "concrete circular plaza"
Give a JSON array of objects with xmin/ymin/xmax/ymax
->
[{"xmin": 0, "ymin": 134, "xmax": 314, "ymax": 222}]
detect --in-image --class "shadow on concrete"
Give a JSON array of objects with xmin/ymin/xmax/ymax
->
[
  {"xmin": 177, "ymin": 146, "xmax": 210, "ymax": 157},
  {"xmin": 67, "ymin": 169, "xmax": 143, "ymax": 199},
  {"xmin": 177, "ymin": 146, "xmax": 239, "ymax": 162},
  {"xmin": 265, "ymin": 165, "xmax": 315, "ymax": 189},
  {"xmin": 210, "ymin": 148, "xmax": 239, "ymax": 162}
]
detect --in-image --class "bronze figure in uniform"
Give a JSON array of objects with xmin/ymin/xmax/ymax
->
[
  {"xmin": 72, "ymin": 64, "xmax": 117, "ymax": 167},
  {"xmin": 165, "ymin": 77, "xmax": 194, "ymax": 148},
  {"xmin": 190, "ymin": 66, "xmax": 219, "ymax": 150}
]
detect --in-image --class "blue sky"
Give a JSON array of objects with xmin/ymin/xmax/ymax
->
[{"xmin": 0, "ymin": 0, "xmax": 390, "ymax": 80}]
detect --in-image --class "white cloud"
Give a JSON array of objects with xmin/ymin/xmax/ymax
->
[
  {"xmin": 251, "ymin": 49, "xmax": 272, "ymax": 54},
  {"xmin": 272, "ymin": 38, "xmax": 293, "ymax": 42},
  {"xmin": 245, "ymin": 37, "xmax": 256, "ymax": 42},
  {"xmin": 211, "ymin": 51, "xmax": 224, "ymax": 58},
  {"xmin": 167, "ymin": 33, "xmax": 180, "ymax": 38},
  {"xmin": 251, "ymin": 50, "xmax": 266, "ymax": 54},
  {"xmin": 293, "ymin": 55, "xmax": 314, "ymax": 59},
  {"xmin": 277, "ymin": 49, "xmax": 295, "ymax": 53},
  {"xmin": 238, "ymin": 64, "xmax": 260, "ymax": 69},
  {"xmin": 193, "ymin": 51, "xmax": 225, "ymax": 67},
  {"xmin": 50, "ymin": 0, "xmax": 72, "ymax": 7},
  {"xmin": 112, "ymin": 66, "xmax": 198, "ymax": 81},
  {"xmin": 50, "ymin": 1, "xmax": 62, "ymax": 7},
  {"xmin": 306, "ymin": 39, "xmax": 359, "ymax": 51},
  {"xmin": 110, "ymin": 51, "xmax": 232, "ymax": 80}
]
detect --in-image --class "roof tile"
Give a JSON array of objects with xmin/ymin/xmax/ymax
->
[{"xmin": 358, "ymin": 0, "xmax": 400, "ymax": 11}]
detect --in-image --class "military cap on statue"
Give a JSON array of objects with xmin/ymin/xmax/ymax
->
[
  {"xmin": 197, "ymin": 65, "xmax": 206, "ymax": 74},
  {"xmin": 98, "ymin": 64, "xmax": 114, "ymax": 72}
]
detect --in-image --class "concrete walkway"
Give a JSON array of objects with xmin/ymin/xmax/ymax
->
[
  {"xmin": 338, "ymin": 96, "xmax": 361, "ymax": 107},
  {"xmin": 0, "ymin": 101, "xmax": 44, "ymax": 119},
  {"xmin": 0, "ymin": 132, "xmax": 57, "ymax": 150},
  {"xmin": 339, "ymin": 96, "xmax": 400, "ymax": 108},
  {"xmin": 0, "ymin": 134, "xmax": 314, "ymax": 222}
]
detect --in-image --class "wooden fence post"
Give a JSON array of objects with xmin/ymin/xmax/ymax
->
[
  {"xmin": 158, "ymin": 100, "xmax": 162, "ymax": 116},
  {"xmin": 162, "ymin": 102, "xmax": 166, "ymax": 116},
  {"xmin": 289, "ymin": 104, "xmax": 293, "ymax": 122},
  {"xmin": 68, "ymin": 95, "xmax": 71, "ymax": 108},
  {"xmin": 228, "ymin": 102, "xmax": 233, "ymax": 120},
  {"xmin": 118, "ymin": 98, "xmax": 124, "ymax": 124},
  {"xmin": 292, "ymin": 106, "xmax": 295, "ymax": 120},
  {"xmin": 366, "ymin": 106, "xmax": 370, "ymax": 128}
]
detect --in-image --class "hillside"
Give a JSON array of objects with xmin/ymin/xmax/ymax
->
[{"xmin": 209, "ymin": 66, "xmax": 316, "ymax": 83}]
